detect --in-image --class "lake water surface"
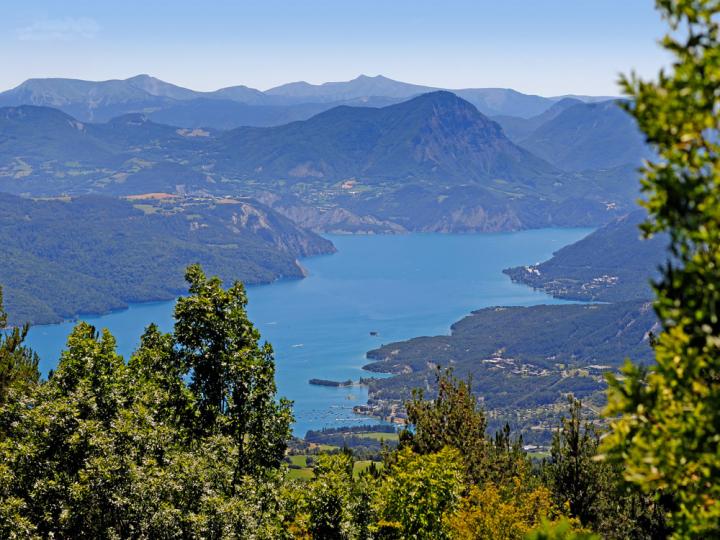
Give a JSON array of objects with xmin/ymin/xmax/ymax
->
[{"xmin": 26, "ymin": 230, "xmax": 591, "ymax": 435}]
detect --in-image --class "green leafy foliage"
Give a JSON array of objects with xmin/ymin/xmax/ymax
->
[
  {"xmin": 602, "ymin": 0, "xmax": 720, "ymax": 536},
  {"xmin": 447, "ymin": 482, "xmax": 557, "ymax": 540},
  {"xmin": 401, "ymin": 370, "xmax": 490, "ymax": 484},
  {"xmin": 174, "ymin": 264, "xmax": 293, "ymax": 476},
  {"xmin": 1, "ymin": 284, "xmax": 669, "ymax": 538},
  {"xmin": 0, "ymin": 266, "xmax": 293, "ymax": 538},
  {"xmin": 373, "ymin": 446, "xmax": 464, "ymax": 540},
  {"xmin": 0, "ymin": 286, "xmax": 38, "ymax": 406},
  {"xmin": 307, "ymin": 452, "xmax": 356, "ymax": 538},
  {"xmin": 395, "ymin": 371, "xmax": 593, "ymax": 539},
  {"xmin": 525, "ymin": 519, "xmax": 599, "ymax": 540}
]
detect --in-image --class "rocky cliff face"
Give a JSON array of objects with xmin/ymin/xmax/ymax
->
[
  {"xmin": 224, "ymin": 200, "xmax": 337, "ymax": 256},
  {"xmin": 273, "ymin": 204, "xmax": 407, "ymax": 234}
]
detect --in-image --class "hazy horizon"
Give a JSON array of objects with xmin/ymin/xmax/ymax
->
[
  {"xmin": 0, "ymin": 72, "xmax": 625, "ymax": 99},
  {"xmin": 3, "ymin": 0, "xmax": 667, "ymax": 97}
]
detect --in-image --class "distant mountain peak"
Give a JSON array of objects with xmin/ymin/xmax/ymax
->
[
  {"xmin": 552, "ymin": 97, "xmax": 583, "ymax": 107},
  {"xmin": 264, "ymin": 74, "xmax": 434, "ymax": 101},
  {"xmin": 411, "ymin": 89, "xmax": 463, "ymax": 102},
  {"xmin": 393, "ymin": 90, "xmax": 493, "ymax": 119},
  {"xmin": 384, "ymin": 91, "xmax": 509, "ymax": 145},
  {"xmin": 123, "ymin": 74, "xmax": 198, "ymax": 100},
  {"xmin": 355, "ymin": 74, "xmax": 390, "ymax": 81},
  {"xmin": 0, "ymin": 74, "xmax": 617, "ymax": 126},
  {"xmin": 216, "ymin": 89, "xmax": 552, "ymax": 184}
]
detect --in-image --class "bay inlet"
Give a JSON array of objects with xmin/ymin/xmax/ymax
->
[{"xmin": 26, "ymin": 230, "xmax": 591, "ymax": 435}]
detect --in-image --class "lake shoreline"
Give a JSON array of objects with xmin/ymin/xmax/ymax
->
[{"xmin": 26, "ymin": 229, "xmax": 593, "ymax": 435}]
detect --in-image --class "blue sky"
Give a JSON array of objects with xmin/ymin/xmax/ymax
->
[{"xmin": 2, "ymin": 0, "xmax": 669, "ymax": 96}]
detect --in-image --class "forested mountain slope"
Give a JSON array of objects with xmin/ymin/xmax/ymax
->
[
  {"xmin": 0, "ymin": 193, "xmax": 334, "ymax": 325},
  {"xmin": 364, "ymin": 301, "xmax": 656, "ymax": 406},
  {"xmin": 518, "ymin": 100, "xmax": 651, "ymax": 171},
  {"xmin": 503, "ymin": 210, "xmax": 668, "ymax": 301},
  {"xmin": 358, "ymin": 212, "xmax": 664, "ymax": 443},
  {"xmin": 215, "ymin": 91, "xmax": 558, "ymax": 183}
]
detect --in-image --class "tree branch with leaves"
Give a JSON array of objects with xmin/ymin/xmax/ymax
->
[{"xmin": 603, "ymin": 0, "xmax": 720, "ymax": 536}]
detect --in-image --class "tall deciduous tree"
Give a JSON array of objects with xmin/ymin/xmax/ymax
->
[
  {"xmin": 603, "ymin": 0, "xmax": 720, "ymax": 536},
  {"xmin": 0, "ymin": 266, "xmax": 294, "ymax": 537},
  {"xmin": 174, "ymin": 264, "xmax": 293, "ymax": 477}
]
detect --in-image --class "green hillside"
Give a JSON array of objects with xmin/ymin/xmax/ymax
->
[
  {"xmin": 0, "ymin": 193, "xmax": 334, "ymax": 325},
  {"xmin": 503, "ymin": 210, "xmax": 669, "ymax": 302},
  {"xmin": 518, "ymin": 100, "xmax": 652, "ymax": 171},
  {"xmin": 216, "ymin": 91, "xmax": 559, "ymax": 183}
]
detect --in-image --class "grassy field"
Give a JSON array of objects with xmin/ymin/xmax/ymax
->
[
  {"xmin": 286, "ymin": 456, "xmax": 384, "ymax": 481},
  {"xmin": 353, "ymin": 460, "xmax": 383, "ymax": 476},
  {"xmin": 289, "ymin": 455, "xmax": 309, "ymax": 467},
  {"xmin": 287, "ymin": 467, "xmax": 315, "ymax": 480},
  {"xmin": 354, "ymin": 432, "xmax": 399, "ymax": 442},
  {"xmin": 285, "ymin": 431, "xmax": 395, "ymax": 480}
]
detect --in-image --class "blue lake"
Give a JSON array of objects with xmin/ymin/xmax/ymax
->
[{"xmin": 26, "ymin": 229, "xmax": 591, "ymax": 435}]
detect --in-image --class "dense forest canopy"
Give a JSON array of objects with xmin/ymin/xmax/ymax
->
[
  {"xmin": 0, "ymin": 275, "xmax": 668, "ymax": 538},
  {"xmin": 0, "ymin": 194, "xmax": 333, "ymax": 325}
]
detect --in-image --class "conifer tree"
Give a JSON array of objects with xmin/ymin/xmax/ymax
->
[
  {"xmin": 547, "ymin": 398, "xmax": 603, "ymax": 526},
  {"xmin": 401, "ymin": 369, "xmax": 489, "ymax": 483},
  {"xmin": 0, "ymin": 286, "xmax": 38, "ymax": 406}
]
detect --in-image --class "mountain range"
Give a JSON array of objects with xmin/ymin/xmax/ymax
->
[
  {"xmin": 0, "ymin": 72, "xmax": 663, "ymax": 436},
  {"xmin": 0, "ymin": 88, "xmax": 646, "ymax": 233},
  {"xmin": 0, "ymin": 74, "xmax": 616, "ymax": 128}
]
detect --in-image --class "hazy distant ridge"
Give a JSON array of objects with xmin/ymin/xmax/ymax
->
[{"xmin": 0, "ymin": 74, "xmax": 616, "ymax": 127}]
